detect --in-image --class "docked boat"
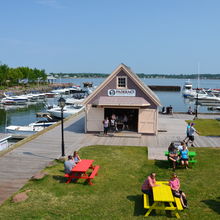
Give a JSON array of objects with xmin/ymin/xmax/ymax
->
[
  {"xmin": 65, "ymin": 97, "xmax": 85, "ymax": 105},
  {"xmin": 47, "ymin": 104, "xmax": 84, "ymax": 118},
  {"xmin": 6, "ymin": 125, "xmax": 44, "ymax": 135},
  {"xmin": 0, "ymin": 134, "xmax": 12, "ymax": 151},
  {"xmin": 207, "ymin": 106, "xmax": 220, "ymax": 111},
  {"xmin": 182, "ymin": 80, "xmax": 196, "ymax": 98},
  {"xmin": 6, "ymin": 119, "xmax": 57, "ymax": 135},
  {"xmin": 0, "ymin": 96, "xmax": 28, "ymax": 105},
  {"xmin": 192, "ymin": 92, "xmax": 220, "ymax": 102}
]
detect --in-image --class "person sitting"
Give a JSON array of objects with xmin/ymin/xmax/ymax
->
[
  {"xmin": 188, "ymin": 106, "xmax": 193, "ymax": 115},
  {"xmin": 168, "ymin": 143, "xmax": 179, "ymax": 170},
  {"xmin": 169, "ymin": 173, "xmax": 187, "ymax": 208},
  {"xmin": 180, "ymin": 144, "xmax": 189, "ymax": 169},
  {"xmin": 73, "ymin": 151, "xmax": 81, "ymax": 164},
  {"xmin": 162, "ymin": 106, "xmax": 166, "ymax": 114},
  {"xmin": 64, "ymin": 155, "xmax": 76, "ymax": 174},
  {"xmin": 177, "ymin": 141, "xmax": 188, "ymax": 151},
  {"xmin": 141, "ymin": 172, "xmax": 159, "ymax": 203}
]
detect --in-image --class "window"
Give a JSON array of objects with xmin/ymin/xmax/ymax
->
[{"xmin": 117, "ymin": 76, "xmax": 127, "ymax": 88}]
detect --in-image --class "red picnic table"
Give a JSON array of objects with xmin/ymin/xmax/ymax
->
[{"xmin": 65, "ymin": 159, "xmax": 100, "ymax": 185}]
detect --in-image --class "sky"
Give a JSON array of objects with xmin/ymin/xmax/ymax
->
[{"xmin": 1, "ymin": 0, "xmax": 220, "ymax": 74}]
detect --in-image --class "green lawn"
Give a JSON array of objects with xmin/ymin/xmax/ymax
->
[
  {"xmin": 186, "ymin": 119, "xmax": 220, "ymax": 136},
  {"xmin": 0, "ymin": 145, "xmax": 220, "ymax": 220}
]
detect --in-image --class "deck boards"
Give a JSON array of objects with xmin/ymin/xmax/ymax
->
[{"xmin": 0, "ymin": 112, "xmax": 220, "ymax": 205}]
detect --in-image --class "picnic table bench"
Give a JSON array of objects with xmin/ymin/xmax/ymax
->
[
  {"xmin": 165, "ymin": 151, "xmax": 197, "ymax": 164},
  {"xmin": 143, "ymin": 181, "xmax": 183, "ymax": 218},
  {"xmin": 64, "ymin": 159, "xmax": 100, "ymax": 185}
]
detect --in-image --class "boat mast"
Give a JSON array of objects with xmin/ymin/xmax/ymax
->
[{"xmin": 197, "ymin": 62, "xmax": 200, "ymax": 89}]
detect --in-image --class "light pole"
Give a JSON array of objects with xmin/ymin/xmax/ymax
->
[
  {"xmin": 58, "ymin": 97, "xmax": 66, "ymax": 156},
  {"xmin": 194, "ymin": 88, "xmax": 199, "ymax": 120}
]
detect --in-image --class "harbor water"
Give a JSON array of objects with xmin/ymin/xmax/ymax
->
[{"xmin": 0, "ymin": 78, "xmax": 220, "ymax": 133}]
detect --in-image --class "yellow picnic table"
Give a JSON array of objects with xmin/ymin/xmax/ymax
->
[{"xmin": 144, "ymin": 181, "xmax": 182, "ymax": 218}]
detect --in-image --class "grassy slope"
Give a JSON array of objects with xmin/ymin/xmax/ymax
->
[
  {"xmin": 0, "ymin": 146, "xmax": 220, "ymax": 220},
  {"xmin": 186, "ymin": 119, "xmax": 220, "ymax": 136}
]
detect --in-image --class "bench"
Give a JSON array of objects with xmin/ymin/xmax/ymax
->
[
  {"xmin": 87, "ymin": 165, "xmax": 100, "ymax": 185},
  {"xmin": 174, "ymin": 197, "xmax": 183, "ymax": 211},
  {"xmin": 64, "ymin": 173, "xmax": 78, "ymax": 183},
  {"xmin": 189, "ymin": 159, "xmax": 197, "ymax": 164},
  {"xmin": 143, "ymin": 194, "xmax": 150, "ymax": 209},
  {"xmin": 165, "ymin": 151, "xmax": 197, "ymax": 167}
]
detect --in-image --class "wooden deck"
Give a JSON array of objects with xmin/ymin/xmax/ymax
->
[{"xmin": 0, "ymin": 112, "xmax": 220, "ymax": 205}]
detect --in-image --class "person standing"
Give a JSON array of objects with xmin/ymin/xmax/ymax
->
[
  {"xmin": 169, "ymin": 173, "xmax": 187, "ymax": 208},
  {"xmin": 103, "ymin": 117, "xmax": 109, "ymax": 135},
  {"xmin": 122, "ymin": 114, "xmax": 128, "ymax": 130},
  {"xmin": 184, "ymin": 123, "xmax": 191, "ymax": 143}
]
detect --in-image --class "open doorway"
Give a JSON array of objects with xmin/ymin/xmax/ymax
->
[{"xmin": 104, "ymin": 108, "xmax": 138, "ymax": 132}]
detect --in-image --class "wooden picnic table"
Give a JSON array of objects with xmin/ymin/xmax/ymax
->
[
  {"xmin": 65, "ymin": 159, "xmax": 100, "ymax": 185},
  {"xmin": 72, "ymin": 159, "xmax": 94, "ymax": 173},
  {"xmin": 144, "ymin": 181, "xmax": 182, "ymax": 218}
]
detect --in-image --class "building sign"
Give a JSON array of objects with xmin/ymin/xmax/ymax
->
[{"xmin": 108, "ymin": 89, "xmax": 136, "ymax": 96}]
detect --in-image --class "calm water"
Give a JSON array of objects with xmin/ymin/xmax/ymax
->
[{"xmin": 0, "ymin": 78, "xmax": 220, "ymax": 133}]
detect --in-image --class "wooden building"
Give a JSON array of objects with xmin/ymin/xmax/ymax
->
[{"xmin": 83, "ymin": 64, "xmax": 161, "ymax": 134}]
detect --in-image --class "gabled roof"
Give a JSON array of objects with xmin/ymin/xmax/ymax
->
[{"xmin": 83, "ymin": 63, "xmax": 161, "ymax": 106}]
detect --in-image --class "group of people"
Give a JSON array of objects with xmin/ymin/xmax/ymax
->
[
  {"xmin": 168, "ymin": 141, "xmax": 189, "ymax": 170},
  {"xmin": 103, "ymin": 114, "xmax": 128, "ymax": 135},
  {"xmin": 142, "ymin": 172, "xmax": 187, "ymax": 209},
  {"xmin": 161, "ymin": 105, "xmax": 173, "ymax": 115},
  {"xmin": 64, "ymin": 151, "xmax": 81, "ymax": 174}
]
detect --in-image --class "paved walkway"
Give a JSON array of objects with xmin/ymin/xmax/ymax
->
[{"xmin": 0, "ymin": 112, "xmax": 220, "ymax": 205}]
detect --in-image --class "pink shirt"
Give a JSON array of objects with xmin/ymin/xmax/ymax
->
[
  {"xmin": 169, "ymin": 178, "xmax": 180, "ymax": 191},
  {"xmin": 142, "ymin": 176, "xmax": 156, "ymax": 191}
]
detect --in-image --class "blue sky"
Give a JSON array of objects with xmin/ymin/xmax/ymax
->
[{"xmin": 1, "ymin": 0, "xmax": 220, "ymax": 74}]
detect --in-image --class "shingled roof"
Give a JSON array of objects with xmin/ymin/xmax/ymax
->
[{"xmin": 83, "ymin": 63, "xmax": 161, "ymax": 106}]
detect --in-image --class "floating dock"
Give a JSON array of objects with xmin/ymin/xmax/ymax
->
[{"xmin": 149, "ymin": 85, "xmax": 181, "ymax": 91}]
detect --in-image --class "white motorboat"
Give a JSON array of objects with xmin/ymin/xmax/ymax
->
[
  {"xmin": 47, "ymin": 104, "xmax": 84, "ymax": 118},
  {"xmin": 196, "ymin": 93, "xmax": 220, "ymax": 102},
  {"xmin": 51, "ymin": 86, "xmax": 83, "ymax": 96},
  {"xmin": 1, "ymin": 96, "xmax": 28, "ymax": 105},
  {"xmin": 188, "ymin": 89, "xmax": 209, "ymax": 100},
  {"xmin": 182, "ymin": 80, "xmax": 197, "ymax": 98},
  {"xmin": 6, "ymin": 119, "xmax": 57, "ymax": 135},
  {"xmin": 207, "ymin": 106, "xmax": 220, "ymax": 111},
  {"xmin": 0, "ymin": 134, "xmax": 12, "ymax": 151},
  {"xmin": 65, "ymin": 97, "xmax": 85, "ymax": 105},
  {"xmin": 6, "ymin": 125, "xmax": 44, "ymax": 135}
]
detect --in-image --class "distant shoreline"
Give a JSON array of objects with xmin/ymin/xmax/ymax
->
[{"xmin": 50, "ymin": 73, "xmax": 220, "ymax": 80}]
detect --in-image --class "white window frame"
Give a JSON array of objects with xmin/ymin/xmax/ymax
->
[{"xmin": 117, "ymin": 76, "xmax": 127, "ymax": 88}]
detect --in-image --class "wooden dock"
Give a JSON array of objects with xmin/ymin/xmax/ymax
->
[
  {"xmin": 149, "ymin": 85, "xmax": 181, "ymax": 91},
  {"xmin": 0, "ymin": 112, "xmax": 220, "ymax": 205}
]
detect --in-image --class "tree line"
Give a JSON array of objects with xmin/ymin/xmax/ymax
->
[
  {"xmin": 0, "ymin": 64, "xmax": 47, "ymax": 87},
  {"xmin": 51, "ymin": 72, "xmax": 220, "ymax": 79}
]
